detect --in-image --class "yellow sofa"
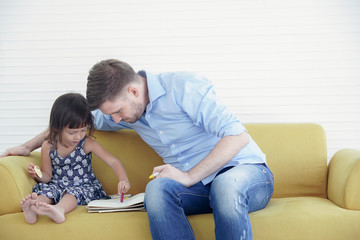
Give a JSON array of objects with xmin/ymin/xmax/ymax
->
[{"xmin": 1, "ymin": 123, "xmax": 360, "ymax": 240}]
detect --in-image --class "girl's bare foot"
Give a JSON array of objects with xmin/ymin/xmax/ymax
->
[
  {"xmin": 20, "ymin": 193, "xmax": 37, "ymax": 224},
  {"xmin": 33, "ymin": 202, "xmax": 65, "ymax": 223}
]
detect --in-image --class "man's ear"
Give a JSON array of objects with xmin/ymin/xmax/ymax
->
[{"xmin": 128, "ymin": 86, "xmax": 139, "ymax": 97}]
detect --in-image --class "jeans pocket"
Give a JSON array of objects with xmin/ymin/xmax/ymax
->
[
  {"xmin": 250, "ymin": 164, "xmax": 275, "ymax": 211},
  {"xmin": 261, "ymin": 164, "xmax": 275, "ymax": 184}
]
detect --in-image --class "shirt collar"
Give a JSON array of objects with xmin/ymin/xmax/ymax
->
[{"xmin": 138, "ymin": 70, "xmax": 166, "ymax": 112}]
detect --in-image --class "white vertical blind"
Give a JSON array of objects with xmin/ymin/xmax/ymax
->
[{"xmin": 0, "ymin": 0, "xmax": 359, "ymax": 161}]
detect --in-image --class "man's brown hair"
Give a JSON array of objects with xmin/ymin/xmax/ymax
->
[{"xmin": 86, "ymin": 59, "xmax": 138, "ymax": 110}]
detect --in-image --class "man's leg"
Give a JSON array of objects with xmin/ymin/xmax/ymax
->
[
  {"xmin": 210, "ymin": 164, "xmax": 274, "ymax": 240},
  {"xmin": 144, "ymin": 178, "xmax": 212, "ymax": 240}
]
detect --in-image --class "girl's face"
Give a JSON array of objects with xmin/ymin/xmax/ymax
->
[{"xmin": 60, "ymin": 125, "xmax": 88, "ymax": 148}]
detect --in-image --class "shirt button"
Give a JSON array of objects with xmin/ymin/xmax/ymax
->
[
  {"xmin": 171, "ymin": 144, "xmax": 175, "ymax": 148},
  {"xmin": 159, "ymin": 131, "xmax": 163, "ymax": 134},
  {"xmin": 185, "ymin": 163, "xmax": 189, "ymax": 166},
  {"xmin": 147, "ymin": 114, "xmax": 151, "ymax": 118}
]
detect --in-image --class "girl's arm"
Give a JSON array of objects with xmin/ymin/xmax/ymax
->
[
  {"xmin": 29, "ymin": 141, "xmax": 53, "ymax": 183},
  {"xmin": 84, "ymin": 137, "xmax": 130, "ymax": 194}
]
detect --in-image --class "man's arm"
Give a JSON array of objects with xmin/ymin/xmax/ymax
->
[
  {"xmin": 152, "ymin": 132, "xmax": 250, "ymax": 187},
  {"xmin": 151, "ymin": 74, "xmax": 251, "ymax": 186},
  {"xmin": 0, "ymin": 129, "xmax": 48, "ymax": 158}
]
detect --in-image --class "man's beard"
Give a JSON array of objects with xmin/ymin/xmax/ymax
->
[{"xmin": 127, "ymin": 101, "xmax": 145, "ymax": 123}]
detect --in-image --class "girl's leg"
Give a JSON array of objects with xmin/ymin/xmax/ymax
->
[
  {"xmin": 20, "ymin": 192, "xmax": 40, "ymax": 224},
  {"xmin": 33, "ymin": 193, "xmax": 77, "ymax": 224},
  {"xmin": 20, "ymin": 192, "xmax": 53, "ymax": 224}
]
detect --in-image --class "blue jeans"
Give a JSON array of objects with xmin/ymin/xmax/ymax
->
[{"xmin": 144, "ymin": 163, "xmax": 274, "ymax": 240}]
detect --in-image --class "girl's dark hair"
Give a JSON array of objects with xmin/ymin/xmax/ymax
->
[{"xmin": 45, "ymin": 93, "xmax": 94, "ymax": 147}]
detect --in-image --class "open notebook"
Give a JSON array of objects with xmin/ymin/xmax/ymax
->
[{"xmin": 86, "ymin": 192, "xmax": 145, "ymax": 213}]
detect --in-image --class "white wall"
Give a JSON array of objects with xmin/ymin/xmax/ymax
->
[{"xmin": 0, "ymin": 0, "xmax": 359, "ymax": 161}]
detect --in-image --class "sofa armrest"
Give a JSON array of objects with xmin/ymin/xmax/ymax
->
[
  {"xmin": 327, "ymin": 149, "xmax": 360, "ymax": 210},
  {"xmin": 0, "ymin": 152, "xmax": 41, "ymax": 215}
]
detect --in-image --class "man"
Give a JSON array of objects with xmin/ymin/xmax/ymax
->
[{"xmin": 1, "ymin": 59, "xmax": 274, "ymax": 240}]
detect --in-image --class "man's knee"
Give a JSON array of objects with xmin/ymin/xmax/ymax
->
[
  {"xmin": 211, "ymin": 169, "xmax": 249, "ymax": 196},
  {"xmin": 144, "ymin": 178, "xmax": 177, "ymax": 211},
  {"xmin": 209, "ymin": 168, "xmax": 251, "ymax": 216}
]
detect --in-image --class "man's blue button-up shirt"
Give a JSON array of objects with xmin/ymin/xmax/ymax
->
[{"xmin": 92, "ymin": 71, "xmax": 266, "ymax": 184}]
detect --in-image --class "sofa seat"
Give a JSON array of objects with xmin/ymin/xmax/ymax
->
[
  {"xmin": 2, "ymin": 196, "xmax": 359, "ymax": 240},
  {"xmin": 251, "ymin": 197, "xmax": 360, "ymax": 239}
]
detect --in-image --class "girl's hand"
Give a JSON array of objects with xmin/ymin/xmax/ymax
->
[
  {"xmin": 118, "ymin": 180, "xmax": 130, "ymax": 194},
  {"xmin": 27, "ymin": 162, "xmax": 38, "ymax": 179}
]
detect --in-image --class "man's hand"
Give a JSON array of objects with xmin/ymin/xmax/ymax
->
[
  {"xmin": 0, "ymin": 144, "xmax": 31, "ymax": 158},
  {"xmin": 151, "ymin": 164, "xmax": 197, "ymax": 188},
  {"xmin": 0, "ymin": 129, "xmax": 48, "ymax": 158}
]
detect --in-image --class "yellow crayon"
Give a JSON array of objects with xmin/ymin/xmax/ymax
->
[{"xmin": 149, "ymin": 172, "xmax": 160, "ymax": 179}]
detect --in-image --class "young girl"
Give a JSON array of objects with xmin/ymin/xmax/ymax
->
[{"xmin": 20, "ymin": 93, "xmax": 130, "ymax": 224}]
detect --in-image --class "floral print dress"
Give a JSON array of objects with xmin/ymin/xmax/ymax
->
[{"xmin": 32, "ymin": 138, "xmax": 106, "ymax": 205}]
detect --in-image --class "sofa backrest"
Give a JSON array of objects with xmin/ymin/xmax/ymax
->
[
  {"xmin": 92, "ymin": 123, "xmax": 328, "ymax": 198},
  {"xmin": 92, "ymin": 129, "xmax": 162, "ymax": 196},
  {"xmin": 246, "ymin": 123, "xmax": 327, "ymax": 198}
]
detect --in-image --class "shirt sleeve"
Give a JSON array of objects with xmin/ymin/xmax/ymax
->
[
  {"xmin": 91, "ymin": 109, "xmax": 128, "ymax": 131},
  {"xmin": 179, "ymin": 74, "xmax": 246, "ymax": 138}
]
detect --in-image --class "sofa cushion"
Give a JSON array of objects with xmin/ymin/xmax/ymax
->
[
  {"xmin": 251, "ymin": 197, "xmax": 360, "ymax": 240},
  {"xmin": 2, "ymin": 197, "xmax": 359, "ymax": 240}
]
